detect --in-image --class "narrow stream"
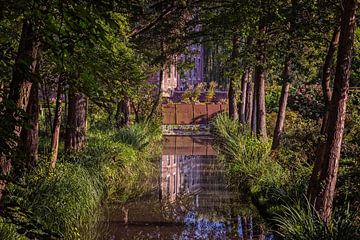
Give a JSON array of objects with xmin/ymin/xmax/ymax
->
[{"xmin": 97, "ymin": 136, "xmax": 273, "ymax": 240}]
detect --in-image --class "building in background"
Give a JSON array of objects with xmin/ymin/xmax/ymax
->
[{"xmin": 150, "ymin": 44, "xmax": 205, "ymax": 98}]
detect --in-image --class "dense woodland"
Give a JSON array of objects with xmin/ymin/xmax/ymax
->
[{"xmin": 0, "ymin": 0, "xmax": 360, "ymax": 239}]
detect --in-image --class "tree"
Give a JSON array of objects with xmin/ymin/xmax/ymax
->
[
  {"xmin": 64, "ymin": 86, "xmax": 87, "ymax": 153},
  {"xmin": 309, "ymin": 0, "xmax": 358, "ymax": 223}
]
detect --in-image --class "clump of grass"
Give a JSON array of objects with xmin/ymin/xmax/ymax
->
[
  {"xmin": 0, "ymin": 219, "xmax": 26, "ymax": 240},
  {"xmin": 273, "ymin": 200, "xmax": 360, "ymax": 240},
  {"xmin": 115, "ymin": 121, "xmax": 162, "ymax": 150},
  {"xmin": 211, "ymin": 114, "xmax": 287, "ymax": 194},
  {"xmin": 20, "ymin": 162, "xmax": 103, "ymax": 239}
]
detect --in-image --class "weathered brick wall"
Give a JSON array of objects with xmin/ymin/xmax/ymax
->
[{"xmin": 162, "ymin": 103, "xmax": 228, "ymax": 125}]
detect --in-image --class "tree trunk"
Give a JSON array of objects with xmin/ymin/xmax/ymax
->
[
  {"xmin": 115, "ymin": 97, "xmax": 131, "ymax": 128},
  {"xmin": 271, "ymin": 58, "xmax": 291, "ymax": 150},
  {"xmin": 147, "ymin": 69, "xmax": 163, "ymax": 121},
  {"xmin": 321, "ymin": 27, "xmax": 341, "ymax": 134},
  {"xmin": 245, "ymin": 76, "xmax": 254, "ymax": 126},
  {"xmin": 228, "ymin": 35, "xmax": 240, "ymax": 120},
  {"xmin": 19, "ymin": 81, "xmax": 39, "ymax": 170},
  {"xmin": 50, "ymin": 77, "xmax": 63, "ymax": 168},
  {"xmin": 228, "ymin": 77, "xmax": 238, "ymax": 120},
  {"xmin": 65, "ymin": 87, "xmax": 87, "ymax": 153},
  {"xmin": 251, "ymin": 84, "xmax": 257, "ymax": 134},
  {"xmin": 239, "ymin": 69, "xmax": 248, "ymax": 123},
  {"xmin": 308, "ymin": 27, "xmax": 341, "ymax": 198},
  {"xmin": 254, "ymin": 57, "xmax": 267, "ymax": 140},
  {"xmin": 0, "ymin": 82, "xmax": 3, "ymax": 103},
  {"xmin": 309, "ymin": 0, "xmax": 357, "ymax": 223},
  {"xmin": 0, "ymin": 20, "xmax": 41, "ymax": 198}
]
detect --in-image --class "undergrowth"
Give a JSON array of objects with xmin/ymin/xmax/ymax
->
[{"xmin": 1, "ymin": 120, "xmax": 161, "ymax": 239}]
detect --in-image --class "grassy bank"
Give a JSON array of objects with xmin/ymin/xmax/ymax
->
[
  {"xmin": 210, "ymin": 114, "xmax": 359, "ymax": 239},
  {"xmin": 0, "ymin": 121, "xmax": 162, "ymax": 239}
]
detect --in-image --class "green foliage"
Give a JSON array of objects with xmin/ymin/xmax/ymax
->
[
  {"xmin": 115, "ymin": 122, "xmax": 162, "ymax": 151},
  {"xmin": 211, "ymin": 114, "xmax": 288, "ymax": 195},
  {"xmin": 2, "ymin": 117, "xmax": 161, "ymax": 239},
  {"xmin": 265, "ymin": 84, "xmax": 282, "ymax": 112},
  {"xmin": 193, "ymin": 83, "xmax": 204, "ymax": 103},
  {"xmin": 274, "ymin": 201, "xmax": 360, "ymax": 240},
  {"xmin": 206, "ymin": 81, "xmax": 218, "ymax": 102},
  {"xmin": 0, "ymin": 219, "xmax": 26, "ymax": 240},
  {"xmin": 288, "ymin": 84, "xmax": 324, "ymax": 120},
  {"xmin": 22, "ymin": 162, "xmax": 103, "ymax": 239},
  {"xmin": 181, "ymin": 85, "xmax": 194, "ymax": 103}
]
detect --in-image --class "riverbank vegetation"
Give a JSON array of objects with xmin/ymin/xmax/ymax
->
[{"xmin": 0, "ymin": 115, "xmax": 161, "ymax": 239}]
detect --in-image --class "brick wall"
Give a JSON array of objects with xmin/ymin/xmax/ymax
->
[{"xmin": 162, "ymin": 103, "xmax": 228, "ymax": 125}]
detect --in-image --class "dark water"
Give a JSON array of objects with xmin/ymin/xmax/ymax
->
[{"xmin": 97, "ymin": 136, "xmax": 273, "ymax": 240}]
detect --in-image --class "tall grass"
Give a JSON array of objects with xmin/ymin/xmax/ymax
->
[
  {"xmin": 0, "ymin": 219, "xmax": 27, "ymax": 240},
  {"xmin": 211, "ymin": 114, "xmax": 287, "ymax": 194},
  {"xmin": 273, "ymin": 200, "xmax": 360, "ymax": 240}
]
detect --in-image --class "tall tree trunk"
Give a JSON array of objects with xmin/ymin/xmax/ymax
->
[
  {"xmin": 245, "ymin": 75, "xmax": 254, "ymax": 126},
  {"xmin": 228, "ymin": 77, "xmax": 238, "ymax": 120},
  {"xmin": 50, "ymin": 77, "xmax": 63, "ymax": 168},
  {"xmin": 147, "ymin": 69, "xmax": 164, "ymax": 121},
  {"xmin": 251, "ymin": 86, "xmax": 257, "ymax": 134},
  {"xmin": 272, "ymin": 58, "xmax": 291, "ymax": 150},
  {"xmin": 254, "ymin": 23, "xmax": 267, "ymax": 140},
  {"xmin": 41, "ymin": 82, "xmax": 52, "ymax": 138},
  {"xmin": 19, "ymin": 81, "xmax": 39, "ymax": 170},
  {"xmin": 0, "ymin": 82, "xmax": 3, "ymax": 103},
  {"xmin": 308, "ymin": 27, "xmax": 341, "ymax": 198},
  {"xmin": 309, "ymin": 0, "xmax": 357, "ymax": 223},
  {"xmin": 254, "ymin": 57, "xmax": 267, "ymax": 140},
  {"xmin": 0, "ymin": 20, "xmax": 41, "ymax": 198},
  {"xmin": 228, "ymin": 35, "xmax": 240, "ymax": 120},
  {"xmin": 65, "ymin": 87, "xmax": 87, "ymax": 153},
  {"xmin": 115, "ymin": 97, "xmax": 131, "ymax": 128},
  {"xmin": 239, "ymin": 69, "xmax": 249, "ymax": 123},
  {"xmin": 321, "ymin": 27, "xmax": 341, "ymax": 134}
]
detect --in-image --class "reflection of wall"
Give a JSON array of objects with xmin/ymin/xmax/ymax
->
[
  {"xmin": 161, "ymin": 137, "xmax": 229, "ymax": 206},
  {"xmin": 161, "ymin": 154, "xmax": 229, "ymax": 204}
]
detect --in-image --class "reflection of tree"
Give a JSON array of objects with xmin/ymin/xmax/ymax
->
[{"xmin": 161, "ymin": 192, "xmax": 193, "ymax": 221}]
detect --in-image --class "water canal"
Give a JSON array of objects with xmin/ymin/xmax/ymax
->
[{"xmin": 97, "ymin": 136, "xmax": 273, "ymax": 240}]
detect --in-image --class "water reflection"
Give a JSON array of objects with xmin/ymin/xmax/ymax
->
[{"xmin": 98, "ymin": 136, "xmax": 273, "ymax": 240}]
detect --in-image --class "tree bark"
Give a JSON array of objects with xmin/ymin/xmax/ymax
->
[
  {"xmin": 228, "ymin": 35, "xmax": 240, "ymax": 120},
  {"xmin": 19, "ymin": 81, "xmax": 39, "ymax": 170},
  {"xmin": 65, "ymin": 87, "xmax": 87, "ymax": 153},
  {"xmin": 115, "ymin": 97, "xmax": 131, "ymax": 128},
  {"xmin": 50, "ymin": 77, "xmax": 63, "ymax": 168},
  {"xmin": 251, "ymin": 84, "xmax": 257, "ymax": 134},
  {"xmin": 254, "ymin": 23, "xmax": 267, "ymax": 140},
  {"xmin": 147, "ymin": 69, "xmax": 164, "ymax": 121},
  {"xmin": 309, "ymin": 0, "xmax": 357, "ymax": 223},
  {"xmin": 321, "ymin": 27, "xmax": 341, "ymax": 134},
  {"xmin": 254, "ymin": 56, "xmax": 267, "ymax": 140},
  {"xmin": 245, "ymin": 76, "xmax": 253, "ymax": 126},
  {"xmin": 0, "ymin": 20, "xmax": 41, "ymax": 198},
  {"xmin": 271, "ymin": 58, "xmax": 291, "ymax": 150},
  {"xmin": 239, "ymin": 69, "xmax": 249, "ymax": 124}
]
